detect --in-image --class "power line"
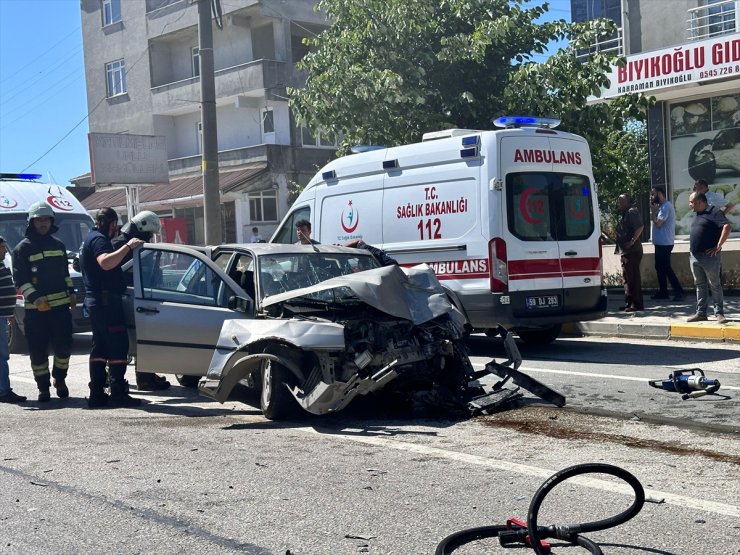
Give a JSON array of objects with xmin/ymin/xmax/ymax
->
[{"xmin": 0, "ymin": 26, "xmax": 81, "ymax": 87}]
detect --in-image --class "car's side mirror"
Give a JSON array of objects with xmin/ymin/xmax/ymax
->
[{"xmin": 228, "ymin": 295, "xmax": 253, "ymax": 313}]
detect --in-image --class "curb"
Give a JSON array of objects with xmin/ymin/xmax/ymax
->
[{"xmin": 563, "ymin": 321, "xmax": 740, "ymax": 342}]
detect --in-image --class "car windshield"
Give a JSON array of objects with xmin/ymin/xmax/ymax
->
[{"xmin": 257, "ymin": 252, "xmax": 380, "ymax": 299}]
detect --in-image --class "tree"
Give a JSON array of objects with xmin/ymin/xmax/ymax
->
[
  {"xmin": 289, "ymin": 0, "xmax": 652, "ymax": 156},
  {"xmin": 594, "ymin": 121, "xmax": 651, "ymax": 238}
]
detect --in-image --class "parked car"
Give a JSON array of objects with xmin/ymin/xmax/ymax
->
[{"xmin": 125, "ymin": 243, "xmax": 475, "ymax": 419}]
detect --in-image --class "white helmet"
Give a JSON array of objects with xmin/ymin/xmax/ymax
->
[{"xmin": 131, "ymin": 210, "xmax": 161, "ymax": 234}]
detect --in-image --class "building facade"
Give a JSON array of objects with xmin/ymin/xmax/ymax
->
[{"xmin": 75, "ymin": 0, "xmax": 334, "ymax": 244}]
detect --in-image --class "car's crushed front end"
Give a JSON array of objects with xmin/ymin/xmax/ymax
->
[{"xmin": 199, "ymin": 264, "xmax": 475, "ymax": 418}]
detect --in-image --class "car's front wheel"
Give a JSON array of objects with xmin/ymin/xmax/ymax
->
[{"xmin": 260, "ymin": 359, "xmax": 298, "ymax": 420}]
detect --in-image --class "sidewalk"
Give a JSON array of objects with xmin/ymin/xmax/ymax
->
[{"xmin": 564, "ymin": 290, "xmax": 740, "ymax": 342}]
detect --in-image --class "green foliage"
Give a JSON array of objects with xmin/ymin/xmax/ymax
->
[
  {"xmin": 594, "ymin": 121, "xmax": 651, "ymax": 237},
  {"xmin": 289, "ymin": 0, "xmax": 653, "ymax": 220}
]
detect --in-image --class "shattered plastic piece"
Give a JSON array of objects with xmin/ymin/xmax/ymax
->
[{"xmin": 345, "ymin": 534, "xmax": 377, "ymax": 540}]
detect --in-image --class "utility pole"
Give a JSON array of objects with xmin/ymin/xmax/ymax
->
[{"xmin": 198, "ymin": 0, "xmax": 222, "ymax": 245}]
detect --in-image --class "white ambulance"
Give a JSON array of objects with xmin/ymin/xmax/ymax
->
[
  {"xmin": 0, "ymin": 173, "xmax": 95, "ymax": 351},
  {"xmin": 271, "ymin": 117, "xmax": 607, "ymax": 343}
]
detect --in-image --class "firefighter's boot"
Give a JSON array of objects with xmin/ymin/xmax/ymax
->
[
  {"xmin": 87, "ymin": 383, "xmax": 109, "ymax": 408},
  {"xmin": 52, "ymin": 367, "xmax": 69, "ymax": 399},
  {"xmin": 109, "ymin": 380, "xmax": 141, "ymax": 407},
  {"xmin": 33, "ymin": 363, "xmax": 51, "ymax": 403}
]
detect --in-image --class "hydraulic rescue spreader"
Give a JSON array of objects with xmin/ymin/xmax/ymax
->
[{"xmin": 648, "ymin": 368, "xmax": 721, "ymax": 400}]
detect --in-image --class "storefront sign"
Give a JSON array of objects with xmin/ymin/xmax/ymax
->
[{"xmin": 599, "ymin": 35, "xmax": 740, "ymax": 99}]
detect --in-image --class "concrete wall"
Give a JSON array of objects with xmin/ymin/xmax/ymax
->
[
  {"xmin": 626, "ymin": 0, "xmax": 702, "ymax": 53},
  {"xmin": 603, "ymin": 240, "xmax": 740, "ymax": 291}
]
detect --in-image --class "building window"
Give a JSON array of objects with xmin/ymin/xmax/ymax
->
[
  {"xmin": 261, "ymin": 108, "xmax": 275, "ymax": 136},
  {"xmin": 249, "ymin": 190, "xmax": 278, "ymax": 223},
  {"xmin": 105, "ymin": 59, "xmax": 126, "ymax": 97},
  {"xmin": 191, "ymin": 46, "xmax": 200, "ymax": 78},
  {"xmin": 102, "ymin": 0, "xmax": 122, "ymax": 26},
  {"xmin": 301, "ymin": 126, "xmax": 338, "ymax": 148}
]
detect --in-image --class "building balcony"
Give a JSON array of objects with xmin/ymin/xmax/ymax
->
[
  {"xmin": 577, "ymin": 27, "xmax": 623, "ymax": 62},
  {"xmin": 151, "ymin": 59, "xmax": 290, "ymax": 116},
  {"xmin": 687, "ymin": 0, "xmax": 738, "ymax": 40}
]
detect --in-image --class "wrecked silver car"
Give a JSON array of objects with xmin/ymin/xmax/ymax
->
[{"xmin": 127, "ymin": 243, "xmax": 475, "ymax": 419}]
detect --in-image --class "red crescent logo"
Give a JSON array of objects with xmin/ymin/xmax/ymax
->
[
  {"xmin": 0, "ymin": 196, "xmax": 18, "ymax": 209},
  {"xmin": 341, "ymin": 203, "xmax": 359, "ymax": 233},
  {"xmin": 568, "ymin": 197, "xmax": 588, "ymax": 219},
  {"xmin": 47, "ymin": 195, "xmax": 75, "ymax": 212},
  {"xmin": 519, "ymin": 187, "xmax": 544, "ymax": 224}
]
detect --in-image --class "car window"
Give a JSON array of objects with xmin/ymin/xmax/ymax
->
[
  {"xmin": 139, "ymin": 249, "xmax": 233, "ymax": 307},
  {"xmin": 271, "ymin": 206, "xmax": 311, "ymax": 244},
  {"xmin": 256, "ymin": 252, "xmax": 379, "ymax": 299},
  {"xmin": 506, "ymin": 172, "xmax": 594, "ymax": 241}
]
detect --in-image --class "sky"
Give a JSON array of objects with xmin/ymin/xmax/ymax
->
[{"xmin": 0, "ymin": 0, "xmax": 571, "ymax": 187}]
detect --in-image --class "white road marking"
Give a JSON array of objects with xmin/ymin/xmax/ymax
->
[
  {"xmin": 298, "ymin": 428, "xmax": 739, "ymax": 518},
  {"xmin": 472, "ymin": 364, "xmax": 740, "ymax": 391}
]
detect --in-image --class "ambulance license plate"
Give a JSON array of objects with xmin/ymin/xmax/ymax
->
[{"xmin": 525, "ymin": 295, "xmax": 560, "ymax": 309}]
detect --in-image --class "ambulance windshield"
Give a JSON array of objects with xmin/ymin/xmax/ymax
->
[
  {"xmin": 506, "ymin": 173, "xmax": 594, "ymax": 241},
  {"xmin": 0, "ymin": 213, "xmax": 94, "ymax": 256}
]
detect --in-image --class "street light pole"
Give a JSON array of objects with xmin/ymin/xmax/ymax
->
[{"xmin": 198, "ymin": 0, "xmax": 222, "ymax": 245}]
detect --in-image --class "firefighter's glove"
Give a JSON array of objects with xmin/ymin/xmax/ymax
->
[
  {"xmin": 69, "ymin": 294, "xmax": 77, "ymax": 309},
  {"xmin": 34, "ymin": 297, "xmax": 50, "ymax": 312}
]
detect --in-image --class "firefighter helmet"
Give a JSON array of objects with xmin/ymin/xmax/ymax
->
[
  {"xmin": 131, "ymin": 211, "xmax": 161, "ymax": 234},
  {"xmin": 27, "ymin": 201, "xmax": 55, "ymax": 223}
]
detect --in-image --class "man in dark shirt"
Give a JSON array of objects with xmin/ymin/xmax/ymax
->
[
  {"xmin": 0, "ymin": 237, "xmax": 25, "ymax": 403},
  {"xmin": 615, "ymin": 194, "xmax": 644, "ymax": 312},
  {"xmin": 80, "ymin": 207, "xmax": 144, "ymax": 407},
  {"xmin": 687, "ymin": 192, "xmax": 731, "ymax": 324}
]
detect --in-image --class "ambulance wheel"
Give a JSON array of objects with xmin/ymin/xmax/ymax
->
[
  {"xmin": 176, "ymin": 374, "xmax": 200, "ymax": 388},
  {"xmin": 8, "ymin": 319, "xmax": 27, "ymax": 354},
  {"xmin": 517, "ymin": 324, "xmax": 561, "ymax": 345},
  {"xmin": 687, "ymin": 139, "xmax": 715, "ymax": 183}
]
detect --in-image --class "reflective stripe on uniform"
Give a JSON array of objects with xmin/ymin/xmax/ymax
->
[
  {"xmin": 31, "ymin": 362, "xmax": 49, "ymax": 376},
  {"xmin": 19, "ymin": 283, "xmax": 37, "ymax": 296},
  {"xmin": 46, "ymin": 291, "xmax": 68, "ymax": 301},
  {"xmin": 53, "ymin": 356, "xmax": 70, "ymax": 370},
  {"xmin": 65, "ymin": 277, "xmax": 73, "ymax": 287}
]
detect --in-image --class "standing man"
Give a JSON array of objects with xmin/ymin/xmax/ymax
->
[
  {"xmin": 649, "ymin": 187, "xmax": 684, "ymax": 301},
  {"xmin": 687, "ymin": 192, "xmax": 731, "ymax": 324},
  {"xmin": 12, "ymin": 202, "xmax": 75, "ymax": 402},
  {"xmin": 250, "ymin": 226, "xmax": 263, "ymax": 243},
  {"xmin": 693, "ymin": 179, "xmax": 735, "ymax": 214},
  {"xmin": 111, "ymin": 210, "xmax": 170, "ymax": 392},
  {"xmin": 615, "ymin": 194, "xmax": 644, "ymax": 313},
  {"xmin": 295, "ymin": 219, "xmax": 320, "ymax": 245},
  {"xmin": 0, "ymin": 236, "xmax": 26, "ymax": 404},
  {"xmin": 80, "ymin": 207, "xmax": 144, "ymax": 408}
]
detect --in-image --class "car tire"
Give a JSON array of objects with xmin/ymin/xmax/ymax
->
[
  {"xmin": 8, "ymin": 318, "xmax": 27, "ymax": 354},
  {"xmin": 175, "ymin": 374, "xmax": 200, "ymax": 388},
  {"xmin": 260, "ymin": 359, "xmax": 298, "ymax": 420},
  {"xmin": 516, "ymin": 324, "xmax": 561, "ymax": 345}
]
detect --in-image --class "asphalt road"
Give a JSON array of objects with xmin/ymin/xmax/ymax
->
[{"xmin": 1, "ymin": 333, "xmax": 738, "ymax": 555}]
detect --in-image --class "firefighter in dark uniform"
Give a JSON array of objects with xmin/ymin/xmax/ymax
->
[
  {"xmin": 79, "ymin": 207, "xmax": 144, "ymax": 408},
  {"xmin": 111, "ymin": 210, "xmax": 170, "ymax": 391},
  {"xmin": 12, "ymin": 201, "xmax": 75, "ymax": 402}
]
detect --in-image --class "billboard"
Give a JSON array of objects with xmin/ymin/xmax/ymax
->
[{"xmin": 88, "ymin": 133, "xmax": 170, "ymax": 185}]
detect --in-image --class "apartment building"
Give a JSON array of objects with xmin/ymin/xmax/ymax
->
[
  {"xmin": 575, "ymin": 0, "xmax": 740, "ymax": 238},
  {"xmin": 74, "ymin": 0, "xmax": 333, "ymax": 244}
]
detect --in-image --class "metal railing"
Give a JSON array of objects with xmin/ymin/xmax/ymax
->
[
  {"xmin": 687, "ymin": 0, "xmax": 738, "ymax": 40},
  {"xmin": 577, "ymin": 27, "xmax": 623, "ymax": 62}
]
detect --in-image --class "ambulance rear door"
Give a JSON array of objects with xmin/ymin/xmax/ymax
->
[{"xmin": 498, "ymin": 133, "xmax": 598, "ymax": 317}]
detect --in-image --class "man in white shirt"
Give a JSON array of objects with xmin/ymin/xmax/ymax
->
[{"xmin": 693, "ymin": 179, "xmax": 735, "ymax": 214}]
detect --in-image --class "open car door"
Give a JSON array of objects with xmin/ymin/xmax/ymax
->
[{"xmin": 131, "ymin": 244, "xmax": 249, "ymax": 377}]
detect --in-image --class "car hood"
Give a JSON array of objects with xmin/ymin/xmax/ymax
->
[{"xmin": 260, "ymin": 264, "xmax": 463, "ymax": 327}]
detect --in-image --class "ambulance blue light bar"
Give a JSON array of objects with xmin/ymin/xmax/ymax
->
[
  {"xmin": 322, "ymin": 169, "xmax": 337, "ymax": 181},
  {"xmin": 492, "ymin": 116, "xmax": 560, "ymax": 129},
  {"xmin": 0, "ymin": 173, "xmax": 43, "ymax": 181},
  {"xmin": 461, "ymin": 135, "xmax": 480, "ymax": 146}
]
